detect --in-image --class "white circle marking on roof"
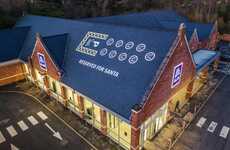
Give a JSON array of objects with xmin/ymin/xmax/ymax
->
[
  {"xmin": 125, "ymin": 42, "xmax": 135, "ymax": 50},
  {"xmin": 136, "ymin": 43, "xmax": 146, "ymax": 52},
  {"xmin": 106, "ymin": 38, "xmax": 114, "ymax": 46},
  {"xmin": 115, "ymin": 40, "xmax": 124, "ymax": 48},
  {"xmin": 145, "ymin": 52, "xmax": 156, "ymax": 61},
  {"xmin": 118, "ymin": 53, "xmax": 128, "ymax": 61},
  {"xmin": 128, "ymin": 55, "xmax": 138, "ymax": 64},
  {"xmin": 99, "ymin": 48, "xmax": 108, "ymax": 56},
  {"xmin": 108, "ymin": 50, "xmax": 117, "ymax": 59}
]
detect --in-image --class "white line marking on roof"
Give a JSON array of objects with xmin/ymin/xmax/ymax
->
[
  {"xmin": 207, "ymin": 121, "xmax": 218, "ymax": 133},
  {"xmin": 6, "ymin": 125, "xmax": 18, "ymax": 137},
  {"xmin": 220, "ymin": 126, "xmax": 229, "ymax": 139},
  {"xmin": 17, "ymin": 120, "xmax": 29, "ymax": 131},
  {"xmin": 37, "ymin": 111, "xmax": 48, "ymax": 121},
  {"xmin": 0, "ymin": 131, "xmax": 6, "ymax": 144},
  {"xmin": 196, "ymin": 117, "xmax": 207, "ymax": 128},
  {"xmin": 27, "ymin": 116, "xmax": 38, "ymax": 126}
]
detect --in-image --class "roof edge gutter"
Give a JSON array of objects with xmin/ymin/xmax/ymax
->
[
  {"xmin": 0, "ymin": 59, "xmax": 23, "ymax": 67},
  {"xmin": 196, "ymin": 52, "xmax": 220, "ymax": 73}
]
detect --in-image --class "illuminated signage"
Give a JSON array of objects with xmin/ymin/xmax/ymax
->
[
  {"xmin": 171, "ymin": 62, "xmax": 183, "ymax": 88},
  {"xmin": 37, "ymin": 52, "xmax": 47, "ymax": 71}
]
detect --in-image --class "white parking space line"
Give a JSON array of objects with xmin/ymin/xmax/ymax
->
[
  {"xmin": 17, "ymin": 120, "xmax": 29, "ymax": 131},
  {"xmin": 27, "ymin": 116, "xmax": 38, "ymax": 126},
  {"xmin": 6, "ymin": 125, "xmax": 18, "ymax": 137},
  {"xmin": 0, "ymin": 131, "xmax": 6, "ymax": 144},
  {"xmin": 37, "ymin": 111, "xmax": 48, "ymax": 121},
  {"xmin": 207, "ymin": 121, "xmax": 218, "ymax": 133},
  {"xmin": 196, "ymin": 117, "xmax": 207, "ymax": 128},
  {"xmin": 220, "ymin": 126, "xmax": 230, "ymax": 139}
]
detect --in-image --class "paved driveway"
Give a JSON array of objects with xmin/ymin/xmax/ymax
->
[
  {"xmin": 0, "ymin": 92, "xmax": 93, "ymax": 150},
  {"xmin": 173, "ymin": 75, "xmax": 230, "ymax": 150}
]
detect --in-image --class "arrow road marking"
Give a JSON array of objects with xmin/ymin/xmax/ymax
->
[
  {"xmin": 45, "ymin": 123, "xmax": 63, "ymax": 141},
  {"xmin": 11, "ymin": 144, "xmax": 19, "ymax": 150}
]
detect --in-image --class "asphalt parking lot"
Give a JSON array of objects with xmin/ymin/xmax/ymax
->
[
  {"xmin": 173, "ymin": 75, "xmax": 230, "ymax": 150},
  {"xmin": 0, "ymin": 92, "xmax": 93, "ymax": 150}
]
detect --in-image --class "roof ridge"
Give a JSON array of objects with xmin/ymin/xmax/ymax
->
[
  {"xmin": 14, "ymin": 26, "xmax": 31, "ymax": 60},
  {"xmin": 60, "ymin": 34, "xmax": 69, "ymax": 72},
  {"xmin": 22, "ymin": 15, "xmax": 178, "ymax": 35},
  {"xmin": 39, "ymin": 35, "xmax": 61, "ymax": 71},
  {"xmin": 43, "ymin": 33, "xmax": 69, "ymax": 39},
  {"xmin": 42, "ymin": 33, "xmax": 69, "ymax": 71}
]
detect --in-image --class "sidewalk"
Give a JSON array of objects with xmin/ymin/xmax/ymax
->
[
  {"xmin": 144, "ymin": 72, "xmax": 225, "ymax": 150},
  {"xmin": 0, "ymin": 81, "xmax": 124, "ymax": 150}
]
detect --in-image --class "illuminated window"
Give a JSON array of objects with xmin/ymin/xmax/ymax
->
[
  {"xmin": 109, "ymin": 113, "xmax": 117, "ymax": 128},
  {"xmin": 52, "ymin": 81, "xmax": 57, "ymax": 93}
]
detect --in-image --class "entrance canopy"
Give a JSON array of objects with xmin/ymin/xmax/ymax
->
[{"xmin": 193, "ymin": 49, "xmax": 220, "ymax": 72}]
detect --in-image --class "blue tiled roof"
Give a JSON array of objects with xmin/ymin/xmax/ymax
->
[
  {"xmin": 42, "ymin": 33, "xmax": 68, "ymax": 70},
  {"xmin": 0, "ymin": 26, "xmax": 30, "ymax": 63},
  {"xmin": 16, "ymin": 15, "xmax": 177, "ymax": 121},
  {"xmin": 193, "ymin": 49, "xmax": 219, "ymax": 72},
  {"xmin": 159, "ymin": 21, "xmax": 213, "ymax": 40},
  {"xmin": 83, "ymin": 10, "xmax": 213, "ymax": 41},
  {"xmin": 82, "ymin": 10, "xmax": 188, "ymax": 30}
]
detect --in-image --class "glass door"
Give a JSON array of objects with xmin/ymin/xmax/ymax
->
[
  {"xmin": 84, "ymin": 98, "xmax": 93, "ymax": 124},
  {"xmin": 145, "ymin": 121, "xmax": 157, "ymax": 140}
]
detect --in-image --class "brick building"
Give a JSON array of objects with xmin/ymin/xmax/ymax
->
[{"xmin": 0, "ymin": 10, "xmax": 220, "ymax": 150}]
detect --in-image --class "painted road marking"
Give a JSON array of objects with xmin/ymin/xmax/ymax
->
[
  {"xmin": 220, "ymin": 126, "xmax": 230, "ymax": 139},
  {"xmin": 0, "ymin": 91, "xmax": 99, "ymax": 150},
  {"xmin": 207, "ymin": 121, "xmax": 218, "ymax": 133},
  {"xmin": 17, "ymin": 120, "xmax": 29, "ymax": 131},
  {"xmin": 27, "ymin": 116, "xmax": 38, "ymax": 126},
  {"xmin": 0, "ymin": 131, "xmax": 6, "ymax": 144},
  {"xmin": 196, "ymin": 117, "xmax": 207, "ymax": 128},
  {"xmin": 11, "ymin": 144, "xmax": 19, "ymax": 150},
  {"xmin": 6, "ymin": 125, "xmax": 18, "ymax": 137},
  {"xmin": 37, "ymin": 111, "xmax": 48, "ymax": 121}
]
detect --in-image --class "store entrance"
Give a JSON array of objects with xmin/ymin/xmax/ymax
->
[
  {"xmin": 144, "ymin": 116, "xmax": 164, "ymax": 140},
  {"xmin": 37, "ymin": 72, "xmax": 44, "ymax": 88},
  {"xmin": 140, "ymin": 103, "xmax": 168, "ymax": 149}
]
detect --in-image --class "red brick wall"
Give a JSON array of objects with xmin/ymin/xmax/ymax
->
[
  {"xmin": 208, "ymin": 31, "xmax": 219, "ymax": 50},
  {"xmin": 0, "ymin": 62, "xmax": 25, "ymax": 86},
  {"xmin": 199, "ymin": 40, "xmax": 209, "ymax": 49},
  {"xmin": 189, "ymin": 33, "xmax": 199, "ymax": 53},
  {"xmin": 199, "ymin": 24, "xmax": 218, "ymax": 50},
  {"xmin": 138, "ymin": 34, "xmax": 196, "ymax": 125},
  {"xmin": 222, "ymin": 34, "xmax": 230, "ymax": 42},
  {"xmin": 31, "ymin": 36, "xmax": 60, "ymax": 80},
  {"xmin": 100, "ymin": 109, "xmax": 107, "ymax": 135}
]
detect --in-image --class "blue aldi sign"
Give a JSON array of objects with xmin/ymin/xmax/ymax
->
[
  {"xmin": 37, "ymin": 52, "xmax": 47, "ymax": 70},
  {"xmin": 171, "ymin": 62, "xmax": 183, "ymax": 88}
]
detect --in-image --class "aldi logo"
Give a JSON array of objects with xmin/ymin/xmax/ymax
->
[
  {"xmin": 171, "ymin": 62, "xmax": 183, "ymax": 88},
  {"xmin": 37, "ymin": 52, "xmax": 47, "ymax": 71}
]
